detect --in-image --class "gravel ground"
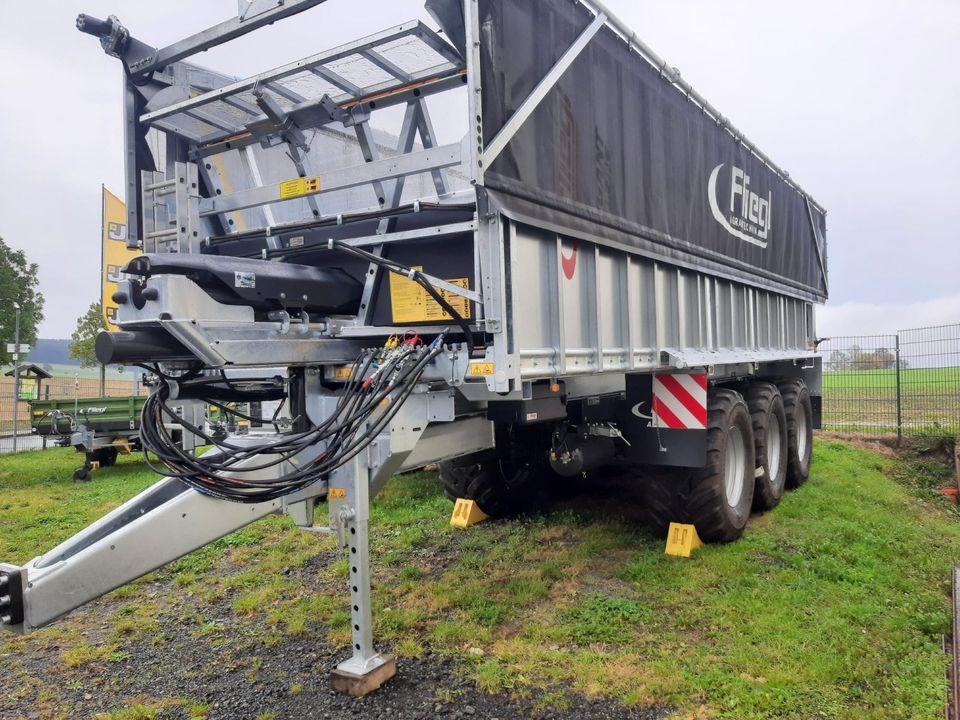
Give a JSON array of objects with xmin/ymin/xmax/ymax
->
[{"xmin": 2, "ymin": 605, "xmax": 671, "ymax": 720}]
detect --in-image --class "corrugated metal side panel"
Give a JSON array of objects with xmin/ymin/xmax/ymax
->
[{"xmin": 509, "ymin": 222, "xmax": 814, "ymax": 381}]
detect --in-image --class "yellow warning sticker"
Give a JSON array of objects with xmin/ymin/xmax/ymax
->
[
  {"xmin": 468, "ymin": 362, "xmax": 496, "ymax": 377},
  {"xmin": 389, "ymin": 266, "xmax": 472, "ymax": 324},
  {"xmin": 332, "ymin": 366, "xmax": 354, "ymax": 381},
  {"xmin": 328, "ymin": 488, "xmax": 346, "ymax": 500},
  {"xmin": 279, "ymin": 176, "xmax": 321, "ymax": 200}
]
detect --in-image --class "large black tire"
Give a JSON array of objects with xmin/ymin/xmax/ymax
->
[
  {"xmin": 777, "ymin": 379, "xmax": 813, "ymax": 489},
  {"xmin": 86, "ymin": 448, "xmax": 117, "ymax": 468},
  {"xmin": 682, "ymin": 388, "xmax": 755, "ymax": 543},
  {"xmin": 439, "ymin": 427, "xmax": 545, "ymax": 517},
  {"xmin": 99, "ymin": 447, "xmax": 119, "ymax": 467},
  {"xmin": 744, "ymin": 383, "xmax": 788, "ymax": 511},
  {"xmin": 638, "ymin": 469, "xmax": 685, "ymax": 538}
]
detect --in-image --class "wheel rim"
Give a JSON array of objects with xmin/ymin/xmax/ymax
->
[
  {"xmin": 796, "ymin": 401, "xmax": 809, "ymax": 461},
  {"xmin": 767, "ymin": 412, "xmax": 782, "ymax": 481},
  {"xmin": 724, "ymin": 424, "xmax": 746, "ymax": 507}
]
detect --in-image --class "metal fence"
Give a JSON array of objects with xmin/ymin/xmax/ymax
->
[
  {"xmin": 0, "ymin": 375, "xmax": 139, "ymax": 452},
  {"xmin": 820, "ymin": 323, "xmax": 960, "ymax": 438}
]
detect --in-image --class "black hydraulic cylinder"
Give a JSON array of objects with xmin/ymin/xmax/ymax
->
[
  {"xmin": 76, "ymin": 14, "xmax": 113, "ymax": 37},
  {"xmin": 95, "ymin": 329, "xmax": 194, "ymax": 365}
]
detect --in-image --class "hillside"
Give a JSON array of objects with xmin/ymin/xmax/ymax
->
[
  {"xmin": 25, "ymin": 339, "xmax": 75, "ymax": 366},
  {"xmin": 9, "ymin": 339, "xmax": 136, "ymax": 379}
]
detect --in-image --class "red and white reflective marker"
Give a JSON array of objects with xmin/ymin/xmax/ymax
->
[{"xmin": 652, "ymin": 373, "xmax": 708, "ymax": 429}]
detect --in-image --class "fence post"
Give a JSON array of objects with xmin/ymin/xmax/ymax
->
[
  {"xmin": 894, "ymin": 334, "xmax": 903, "ymax": 444},
  {"xmin": 42, "ymin": 385, "xmax": 49, "ymax": 450}
]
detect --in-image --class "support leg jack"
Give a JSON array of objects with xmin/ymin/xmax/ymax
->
[{"xmin": 326, "ymin": 452, "xmax": 402, "ymax": 696}]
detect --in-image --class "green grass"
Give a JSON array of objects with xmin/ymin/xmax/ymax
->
[
  {"xmin": 0, "ymin": 449, "xmax": 159, "ymax": 562},
  {"xmin": 1, "ymin": 441, "xmax": 958, "ymax": 718}
]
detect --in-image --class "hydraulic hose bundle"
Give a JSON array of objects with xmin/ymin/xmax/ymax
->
[{"xmin": 138, "ymin": 335, "xmax": 445, "ymax": 503}]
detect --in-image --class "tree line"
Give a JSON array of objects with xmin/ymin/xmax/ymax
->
[{"xmin": 828, "ymin": 345, "xmax": 907, "ymax": 371}]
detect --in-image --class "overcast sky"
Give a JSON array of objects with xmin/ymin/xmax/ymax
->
[{"xmin": 0, "ymin": 0, "xmax": 958, "ymax": 338}]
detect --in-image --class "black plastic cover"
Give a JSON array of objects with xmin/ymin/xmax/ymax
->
[
  {"xmin": 478, "ymin": 0, "xmax": 828, "ymax": 302},
  {"xmin": 124, "ymin": 254, "xmax": 363, "ymax": 315}
]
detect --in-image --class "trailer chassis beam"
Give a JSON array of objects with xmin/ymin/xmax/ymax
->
[{"xmin": 0, "ymin": 467, "xmax": 293, "ymax": 633}]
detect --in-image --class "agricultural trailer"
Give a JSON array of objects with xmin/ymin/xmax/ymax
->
[
  {"xmin": 29, "ymin": 395, "xmax": 147, "ymax": 480},
  {"xmin": 0, "ymin": 0, "xmax": 827, "ymax": 695}
]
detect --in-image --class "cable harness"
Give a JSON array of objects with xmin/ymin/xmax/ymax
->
[{"xmin": 139, "ymin": 334, "xmax": 445, "ymax": 504}]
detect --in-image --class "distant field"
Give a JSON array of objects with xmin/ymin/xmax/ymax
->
[
  {"xmin": 823, "ymin": 367, "xmax": 960, "ymax": 390},
  {"xmin": 822, "ymin": 367, "xmax": 960, "ymax": 434}
]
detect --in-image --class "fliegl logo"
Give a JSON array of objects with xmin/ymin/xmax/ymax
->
[{"xmin": 708, "ymin": 164, "xmax": 771, "ymax": 249}]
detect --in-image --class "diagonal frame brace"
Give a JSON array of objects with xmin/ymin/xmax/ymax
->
[
  {"xmin": 804, "ymin": 197, "xmax": 829, "ymax": 295},
  {"xmin": 479, "ymin": 10, "xmax": 607, "ymax": 170}
]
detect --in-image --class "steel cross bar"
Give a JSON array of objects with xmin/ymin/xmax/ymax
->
[
  {"xmin": 127, "ymin": 0, "xmax": 331, "ymax": 74},
  {"xmin": 414, "ymin": 99, "xmax": 448, "ymax": 196},
  {"xmin": 8, "ymin": 472, "xmax": 292, "ymax": 632},
  {"xmin": 383, "ymin": 101, "xmax": 423, "ymax": 212},
  {"xmin": 183, "ymin": 108, "xmax": 243, "ymax": 135},
  {"xmin": 198, "ymin": 142, "xmax": 462, "ymax": 217},
  {"xmin": 362, "ymin": 49, "xmax": 414, "ymax": 84},
  {"xmin": 221, "ymin": 95, "xmax": 263, "ymax": 118},
  {"xmin": 479, "ymin": 10, "xmax": 607, "ymax": 170},
  {"xmin": 186, "ymin": 73, "xmax": 466, "ymax": 158},
  {"xmin": 139, "ymin": 21, "xmax": 434, "ymax": 125},
  {"xmin": 333, "ymin": 220, "xmax": 479, "ymax": 250},
  {"xmin": 353, "ymin": 122, "xmax": 390, "ymax": 208},
  {"xmin": 310, "ymin": 65, "xmax": 364, "ymax": 98},
  {"xmin": 264, "ymin": 81, "xmax": 307, "ymax": 105}
]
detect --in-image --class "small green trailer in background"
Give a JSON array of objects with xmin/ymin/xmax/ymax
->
[{"xmin": 29, "ymin": 395, "xmax": 146, "ymax": 480}]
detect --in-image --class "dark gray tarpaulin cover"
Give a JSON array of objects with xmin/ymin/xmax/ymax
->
[{"xmin": 477, "ymin": 0, "xmax": 828, "ymax": 302}]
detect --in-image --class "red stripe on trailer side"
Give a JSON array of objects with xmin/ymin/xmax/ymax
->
[
  {"xmin": 561, "ymin": 239, "xmax": 580, "ymax": 280},
  {"xmin": 653, "ymin": 396, "xmax": 686, "ymax": 429},
  {"xmin": 691, "ymin": 373, "xmax": 708, "ymax": 390},
  {"xmin": 657, "ymin": 374, "xmax": 708, "ymax": 427}
]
